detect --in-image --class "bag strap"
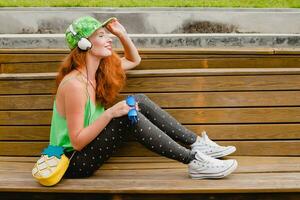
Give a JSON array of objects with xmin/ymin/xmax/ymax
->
[{"xmin": 69, "ymin": 150, "xmax": 76, "ymax": 161}]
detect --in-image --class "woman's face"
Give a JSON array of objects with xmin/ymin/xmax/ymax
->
[{"xmin": 88, "ymin": 27, "xmax": 113, "ymax": 57}]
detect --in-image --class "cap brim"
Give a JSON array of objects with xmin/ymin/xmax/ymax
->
[{"xmin": 102, "ymin": 17, "xmax": 117, "ymax": 27}]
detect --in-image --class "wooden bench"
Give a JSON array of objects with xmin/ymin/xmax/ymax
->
[{"xmin": 0, "ymin": 48, "xmax": 300, "ymax": 199}]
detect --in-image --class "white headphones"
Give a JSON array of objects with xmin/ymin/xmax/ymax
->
[{"xmin": 68, "ymin": 24, "xmax": 92, "ymax": 51}]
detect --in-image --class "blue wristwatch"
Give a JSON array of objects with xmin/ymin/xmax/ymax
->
[{"xmin": 126, "ymin": 95, "xmax": 138, "ymax": 124}]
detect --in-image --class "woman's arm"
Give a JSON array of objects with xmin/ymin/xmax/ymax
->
[
  {"xmin": 64, "ymin": 81, "xmax": 113, "ymax": 151},
  {"xmin": 119, "ymin": 33, "xmax": 141, "ymax": 71},
  {"xmin": 106, "ymin": 19, "xmax": 141, "ymax": 70}
]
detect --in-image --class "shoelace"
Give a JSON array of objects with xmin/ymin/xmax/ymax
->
[
  {"xmin": 201, "ymin": 132, "xmax": 221, "ymax": 147},
  {"xmin": 195, "ymin": 151, "xmax": 222, "ymax": 164}
]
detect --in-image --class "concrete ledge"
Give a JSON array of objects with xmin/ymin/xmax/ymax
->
[
  {"xmin": 1, "ymin": 8, "xmax": 300, "ymax": 34},
  {"xmin": 1, "ymin": 34, "xmax": 300, "ymax": 49}
]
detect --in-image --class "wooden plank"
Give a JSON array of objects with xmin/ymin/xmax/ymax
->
[
  {"xmin": 1, "ymin": 62, "xmax": 60, "ymax": 73},
  {"xmin": 1, "ymin": 107, "xmax": 300, "ymax": 125},
  {"xmin": 4, "ymin": 54, "xmax": 298, "ymax": 63},
  {"xmin": 3, "ymin": 68, "xmax": 300, "ymax": 80},
  {"xmin": 0, "ymin": 49, "xmax": 71, "ymax": 54},
  {"xmin": 138, "ymin": 54, "xmax": 298, "ymax": 59},
  {"xmin": 5, "ymin": 57, "xmax": 300, "ymax": 72},
  {"xmin": 126, "ymin": 68, "xmax": 300, "ymax": 76},
  {"xmin": 184, "ymin": 124, "xmax": 300, "ymax": 140},
  {"xmin": 0, "ymin": 141, "xmax": 299, "ymax": 156},
  {"xmin": 138, "ymin": 91, "xmax": 300, "ymax": 108},
  {"xmin": 1, "ymin": 156, "xmax": 300, "ymax": 173},
  {"xmin": 0, "ymin": 156, "xmax": 172, "ymax": 163},
  {"xmin": 274, "ymin": 48, "xmax": 300, "ymax": 54},
  {"xmin": 0, "ymin": 48, "xmax": 298, "ymax": 72},
  {"xmin": 1, "ymin": 53, "xmax": 264, "ymax": 64},
  {"xmin": 0, "ymin": 54, "xmax": 66, "ymax": 63},
  {"xmin": 0, "ymin": 166, "xmax": 297, "ymax": 178},
  {"xmin": 0, "ymin": 95, "xmax": 54, "ymax": 110},
  {"xmin": 0, "ymin": 48, "xmax": 276, "ymax": 55},
  {"xmin": 1, "ymin": 156, "xmax": 300, "ymax": 172},
  {"xmin": 117, "ymin": 141, "xmax": 300, "ymax": 157},
  {"xmin": 0, "ymin": 171, "xmax": 299, "ymax": 193},
  {"xmin": 0, "ymin": 126, "xmax": 50, "ymax": 140},
  {"xmin": 166, "ymin": 107, "xmax": 300, "ymax": 124},
  {"xmin": 2, "ymin": 73, "xmax": 300, "ymax": 94},
  {"xmin": 0, "ymin": 79, "xmax": 55, "ymax": 94},
  {"xmin": 137, "ymin": 57, "xmax": 300, "ymax": 69},
  {"xmin": 1, "ymin": 124, "xmax": 300, "ymax": 141},
  {"xmin": 125, "ymin": 75, "xmax": 300, "ymax": 92},
  {"xmin": 0, "ymin": 110, "xmax": 51, "ymax": 125},
  {"xmin": 0, "ymin": 73, "xmax": 56, "ymax": 80},
  {"xmin": 3, "ymin": 91, "xmax": 300, "ymax": 110},
  {"xmin": 2, "ymin": 193, "xmax": 299, "ymax": 200}
]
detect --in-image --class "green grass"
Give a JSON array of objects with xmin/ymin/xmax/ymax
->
[{"xmin": 1, "ymin": 0, "xmax": 300, "ymax": 8}]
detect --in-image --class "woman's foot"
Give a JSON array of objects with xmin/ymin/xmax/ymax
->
[
  {"xmin": 188, "ymin": 150, "xmax": 238, "ymax": 179},
  {"xmin": 190, "ymin": 131, "xmax": 236, "ymax": 158}
]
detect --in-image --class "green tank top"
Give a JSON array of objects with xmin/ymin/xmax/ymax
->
[{"xmin": 49, "ymin": 75, "xmax": 105, "ymax": 152}]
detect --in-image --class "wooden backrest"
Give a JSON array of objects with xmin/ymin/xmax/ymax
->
[
  {"xmin": 0, "ymin": 48, "xmax": 300, "ymax": 157},
  {"xmin": 2, "ymin": 48, "xmax": 300, "ymax": 73}
]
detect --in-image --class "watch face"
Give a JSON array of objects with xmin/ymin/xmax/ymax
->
[
  {"xmin": 128, "ymin": 109, "xmax": 138, "ymax": 124},
  {"xmin": 128, "ymin": 109, "xmax": 138, "ymax": 116},
  {"xmin": 126, "ymin": 95, "xmax": 136, "ymax": 107}
]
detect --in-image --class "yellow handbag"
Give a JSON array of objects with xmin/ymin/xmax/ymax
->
[{"xmin": 32, "ymin": 145, "xmax": 75, "ymax": 186}]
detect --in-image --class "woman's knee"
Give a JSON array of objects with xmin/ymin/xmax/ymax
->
[
  {"xmin": 133, "ymin": 93, "xmax": 148, "ymax": 103},
  {"xmin": 107, "ymin": 115, "xmax": 129, "ymax": 128}
]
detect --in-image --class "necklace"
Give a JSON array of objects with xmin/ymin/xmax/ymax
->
[{"xmin": 74, "ymin": 68, "xmax": 96, "ymax": 91}]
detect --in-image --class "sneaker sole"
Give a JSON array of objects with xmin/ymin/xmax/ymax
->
[
  {"xmin": 189, "ymin": 160, "xmax": 238, "ymax": 179},
  {"xmin": 206, "ymin": 146, "xmax": 236, "ymax": 158}
]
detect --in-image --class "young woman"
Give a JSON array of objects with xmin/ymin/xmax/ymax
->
[{"xmin": 49, "ymin": 16, "xmax": 238, "ymax": 180}]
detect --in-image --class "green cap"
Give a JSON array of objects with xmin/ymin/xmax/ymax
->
[{"xmin": 65, "ymin": 16, "xmax": 116, "ymax": 49}]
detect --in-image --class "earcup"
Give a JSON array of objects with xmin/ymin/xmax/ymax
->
[{"xmin": 78, "ymin": 38, "xmax": 92, "ymax": 50}]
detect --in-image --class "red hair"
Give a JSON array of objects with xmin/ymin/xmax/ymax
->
[{"xmin": 55, "ymin": 47, "xmax": 126, "ymax": 108}]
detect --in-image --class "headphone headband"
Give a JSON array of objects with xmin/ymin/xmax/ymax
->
[
  {"xmin": 67, "ymin": 24, "xmax": 92, "ymax": 50},
  {"xmin": 68, "ymin": 24, "xmax": 77, "ymax": 36}
]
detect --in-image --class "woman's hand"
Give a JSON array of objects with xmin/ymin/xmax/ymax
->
[
  {"xmin": 105, "ymin": 18, "xmax": 127, "ymax": 38},
  {"xmin": 108, "ymin": 100, "xmax": 140, "ymax": 118}
]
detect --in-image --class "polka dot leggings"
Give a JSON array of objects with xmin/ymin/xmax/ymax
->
[{"xmin": 64, "ymin": 93, "xmax": 198, "ymax": 178}]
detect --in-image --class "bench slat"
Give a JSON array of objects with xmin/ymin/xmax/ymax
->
[
  {"xmin": 0, "ymin": 48, "xmax": 275, "ymax": 54},
  {"xmin": 4, "ymin": 53, "xmax": 280, "ymax": 63},
  {"xmin": 2, "ymin": 91, "xmax": 300, "ymax": 110},
  {"xmin": 0, "ymin": 141, "xmax": 299, "ymax": 156},
  {"xmin": 0, "ymin": 49, "xmax": 278, "ymax": 63},
  {"xmin": 137, "ymin": 57, "xmax": 300, "ymax": 69},
  {"xmin": 2, "ymin": 74, "xmax": 300, "ymax": 94},
  {"xmin": 3, "ymin": 57, "xmax": 300, "ymax": 72},
  {"xmin": 0, "ymin": 54, "xmax": 65, "ymax": 63},
  {"xmin": 2, "ymin": 68, "xmax": 300, "ymax": 79},
  {"xmin": 1, "ymin": 156, "xmax": 300, "ymax": 173},
  {"xmin": 1, "ymin": 107, "xmax": 300, "ymax": 125},
  {"xmin": 1, "ymin": 62, "xmax": 60, "ymax": 73},
  {"xmin": 1, "ymin": 124, "xmax": 300, "ymax": 141},
  {"xmin": 0, "ymin": 170, "xmax": 299, "ymax": 193}
]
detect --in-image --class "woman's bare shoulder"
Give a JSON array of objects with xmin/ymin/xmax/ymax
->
[
  {"xmin": 59, "ymin": 71, "xmax": 83, "ymax": 90},
  {"xmin": 57, "ymin": 71, "xmax": 86, "ymax": 100}
]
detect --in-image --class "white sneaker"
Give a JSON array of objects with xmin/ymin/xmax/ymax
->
[
  {"xmin": 188, "ymin": 150, "xmax": 238, "ymax": 179},
  {"xmin": 190, "ymin": 131, "xmax": 236, "ymax": 158}
]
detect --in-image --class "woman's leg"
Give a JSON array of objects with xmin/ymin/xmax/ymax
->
[
  {"xmin": 64, "ymin": 111, "xmax": 196, "ymax": 178},
  {"xmin": 131, "ymin": 112, "xmax": 196, "ymax": 164},
  {"xmin": 133, "ymin": 93, "xmax": 198, "ymax": 145},
  {"xmin": 64, "ymin": 116, "xmax": 131, "ymax": 178}
]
